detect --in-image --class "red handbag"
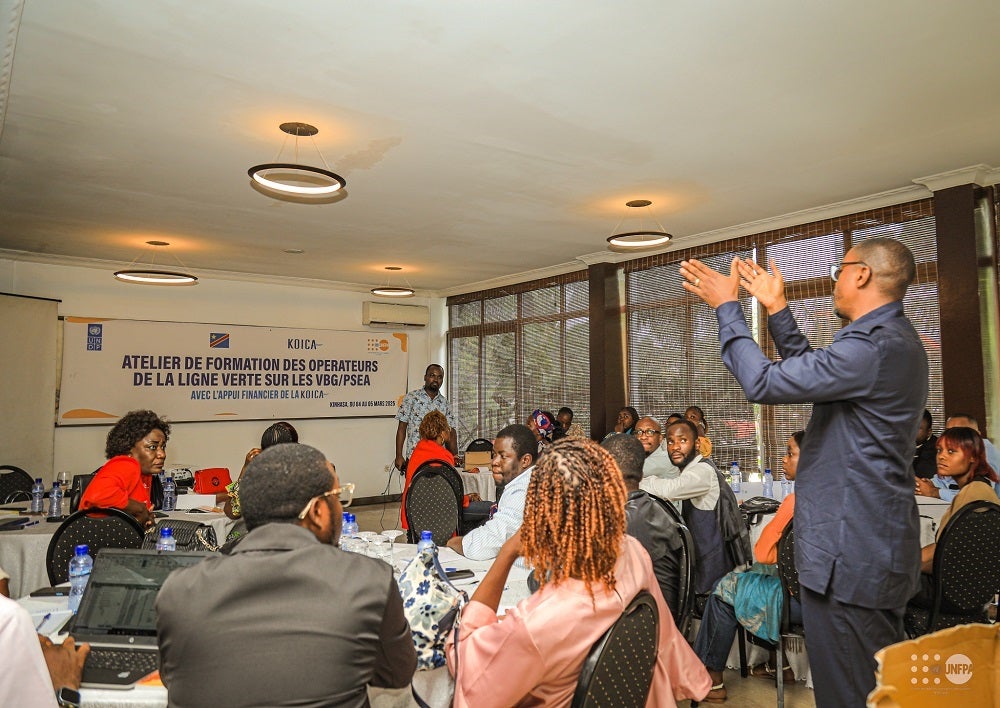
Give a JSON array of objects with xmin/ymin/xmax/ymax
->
[{"xmin": 193, "ymin": 467, "xmax": 232, "ymax": 495}]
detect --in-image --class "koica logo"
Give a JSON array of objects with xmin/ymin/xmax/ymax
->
[{"xmin": 907, "ymin": 652, "xmax": 973, "ymax": 687}]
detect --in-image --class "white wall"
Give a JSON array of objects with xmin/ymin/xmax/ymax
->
[{"xmin": 0, "ymin": 257, "xmax": 448, "ymax": 499}]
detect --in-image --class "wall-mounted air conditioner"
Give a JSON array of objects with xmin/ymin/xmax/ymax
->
[{"xmin": 362, "ymin": 301, "xmax": 430, "ymax": 328}]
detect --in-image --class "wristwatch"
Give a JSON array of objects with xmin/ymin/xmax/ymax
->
[{"xmin": 56, "ymin": 687, "xmax": 81, "ymax": 708}]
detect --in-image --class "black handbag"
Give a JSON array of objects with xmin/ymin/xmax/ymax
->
[{"xmin": 142, "ymin": 519, "xmax": 219, "ymax": 552}]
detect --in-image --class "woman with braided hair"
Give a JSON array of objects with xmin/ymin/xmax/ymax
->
[{"xmin": 446, "ymin": 437, "xmax": 711, "ymax": 707}]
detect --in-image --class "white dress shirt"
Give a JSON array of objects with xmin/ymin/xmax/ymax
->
[
  {"xmin": 0, "ymin": 595, "xmax": 58, "ymax": 707},
  {"xmin": 642, "ymin": 446, "xmax": 680, "ymax": 480},
  {"xmin": 639, "ymin": 454, "xmax": 719, "ymax": 511},
  {"xmin": 462, "ymin": 466, "xmax": 534, "ymax": 561}
]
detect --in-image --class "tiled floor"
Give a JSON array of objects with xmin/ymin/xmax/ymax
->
[{"xmin": 352, "ymin": 500, "xmax": 817, "ymax": 707}]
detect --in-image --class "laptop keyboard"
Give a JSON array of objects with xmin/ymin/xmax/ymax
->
[{"xmin": 86, "ymin": 647, "xmax": 159, "ymax": 675}]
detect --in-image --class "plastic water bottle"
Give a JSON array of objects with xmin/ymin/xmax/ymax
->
[
  {"xmin": 48, "ymin": 482, "xmax": 63, "ymax": 519},
  {"xmin": 729, "ymin": 461, "xmax": 741, "ymax": 494},
  {"xmin": 30, "ymin": 478, "xmax": 45, "ymax": 514},
  {"xmin": 68, "ymin": 544, "xmax": 93, "ymax": 613},
  {"xmin": 156, "ymin": 527, "xmax": 176, "ymax": 552},
  {"xmin": 781, "ymin": 478, "xmax": 793, "ymax": 499},
  {"xmin": 417, "ymin": 530, "xmax": 435, "ymax": 554},
  {"xmin": 763, "ymin": 468, "xmax": 774, "ymax": 498},
  {"xmin": 161, "ymin": 474, "xmax": 176, "ymax": 511},
  {"xmin": 341, "ymin": 513, "xmax": 360, "ymax": 552}
]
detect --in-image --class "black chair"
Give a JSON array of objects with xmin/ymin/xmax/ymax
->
[
  {"xmin": 905, "ymin": 500, "xmax": 1000, "ymax": 637},
  {"xmin": 571, "ymin": 591, "xmax": 660, "ymax": 708},
  {"xmin": 736, "ymin": 521, "xmax": 802, "ymax": 708},
  {"xmin": 648, "ymin": 493, "xmax": 695, "ymax": 634},
  {"xmin": 0, "ymin": 465, "xmax": 34, "ymax": 504},
  {"xmin": 68, "ymin": 473, "xmax": 96, "ymax": 514},
  {"xmin": 404, "ymin": 459, "xmax": 464, "ymax": 545},
  {"xmin": 465, "ymin": 438, "xmax": 494, "ymax": 453},
  {"xmin": 45, "ymin": 507, "xmax": 144, "ymax": 585}
]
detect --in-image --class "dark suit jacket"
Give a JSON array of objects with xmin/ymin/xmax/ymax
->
[
  {"xmin": 156, "ymin": 523, "xmax": 416, "ymax": 708},
  {"xmin": 718, "ymin": 300, "xmax": 927, "ymax": 609}
]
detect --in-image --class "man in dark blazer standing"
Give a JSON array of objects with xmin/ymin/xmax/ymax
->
[{"xmin": 679, "ymin": 237, "xmax": 927, "ymax": 708}]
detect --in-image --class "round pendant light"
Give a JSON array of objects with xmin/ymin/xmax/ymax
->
[
  {"xmin": 248, "ymin": 122, "xmax": 346, "ymax": 197},
  {"xmin": 606, "ymin": 199, "xmax": 673, "ymax": 249}
]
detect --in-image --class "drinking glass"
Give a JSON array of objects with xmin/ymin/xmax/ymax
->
[
  {"xmin": 382, "ymin": 529, "xmax": 405, "ymax": 562},
  {"xmin": 368, "ymin": 534, "xmax": 391, "ymax": 563},
  {"xmin": 57, "ymin": 471, "xmax": 71, "ymax": 515},
  {"xmin": 355, "ymin": 531, "xmax": 377, "ymax": 556}
]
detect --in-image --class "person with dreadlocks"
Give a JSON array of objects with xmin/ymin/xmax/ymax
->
[{"xmin": 445, "ymin": 438, "xmax": 711, "ymax": 707}]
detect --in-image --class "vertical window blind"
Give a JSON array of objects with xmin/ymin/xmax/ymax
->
[
  {"xmin": 447, "ymin": 273, "xmax": 590, "ymax": 449},
  {"xmin": 624, "ymin": 199, "xmax": 941, "ymax": 479}
]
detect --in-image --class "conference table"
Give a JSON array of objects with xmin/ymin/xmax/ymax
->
[
  {"xmin": 0, "ymin": 506, "xmax": 236, "ymax": 599},
  {"xmin": 22, "ymin": 543, "xmax": 530, "ymax": 708}
]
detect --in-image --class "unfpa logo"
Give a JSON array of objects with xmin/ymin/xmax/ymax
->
[
  {"xmin": 908, "ymin": 652, "xmax": 973, "ymax": 686},
  {"xmin": 367, "ymin": 338, "xmax": 390, "ymax": 353}
]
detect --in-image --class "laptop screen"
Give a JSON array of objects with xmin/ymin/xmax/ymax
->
[{"xmin": 73, "ymin": 549, "xmax": 210, "ymax": 639}]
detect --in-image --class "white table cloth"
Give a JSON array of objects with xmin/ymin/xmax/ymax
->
[
  {"xmin": 0, "ymin": 508, "xmax": 234, "ymax": 599},
  {"xmin": 23, "ymin": 543, "xmax": 528, "ymax": 708},
  {"xmin": 458, "ymin": 470, "xmax": 496, "ymax": 501}
]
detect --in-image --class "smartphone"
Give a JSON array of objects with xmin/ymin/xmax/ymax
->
[
  {"xmin": 29, "ymin": 586, "xmax": 69, "ymax": 597},
  {"xmin": 446, "ymin": 569, "xmax": 475, "ymax": 581}
]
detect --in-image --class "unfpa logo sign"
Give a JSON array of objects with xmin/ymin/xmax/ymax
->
[
  {"xmin": 944, "ymin": 653, "xmax": 973, "ymax": 685},
  {"xmin": 367, "ymin": 338, "xmax": 390, "ymax": 353},
  {"xmin": 907, "ymin": 652, "xmax": 973, "ymax": 687}
]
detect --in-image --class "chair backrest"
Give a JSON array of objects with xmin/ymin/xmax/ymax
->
[
  {"xmin": 45, "ymin": 507, "xmax": 145, "ymax": 584},
  {"xmin": 930, "ymin": 500, "xmax": 1000, "ymax": 630},
  {"xmin": 465, "ymin": 438, "xmax": 494, "ymax": 453},
  {"xmin": 0, "ymin": 465, "xmax": 35, "ymax": 504},
  {"xmin": 648, "ymin": 493, "xmax": 694, "ymax": 630},
  {"xmin": 405, "ymin": 459, "xmax": 464, "ymax": 545},
  {"xmin": 776, "ymin": 520, "xmax": 799, "ymax": 600},
  {"xmin": 571, "ymin": 591, "xmax": 660, "ymax": 708},
  {"xmin": 69, "ymin": 473, "xmax": 96, "ymax": 514}
]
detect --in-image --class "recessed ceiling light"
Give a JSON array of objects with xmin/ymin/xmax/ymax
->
[{"xmin": 283, "ymin": 248, "xmax": 305, "ymax": 254}]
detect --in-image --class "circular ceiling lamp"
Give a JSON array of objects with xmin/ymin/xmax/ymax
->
[
  {"xmin": 248, "ymin": 122, "xmax": 346, "ymax": 197},
  {"xmin": 371, "ymin": 266, "xmax": 415, "ymax": 298},
  {"xmin": 113, "ymin": 241, "xmax": 198, "ymax": 285},
  {"xmin": 606, "ymin": 199, "xmax": 673, "ymax": 250}
]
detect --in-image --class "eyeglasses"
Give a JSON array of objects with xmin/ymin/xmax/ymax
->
[
  {"xmin": 297, "ymin": 482, "xmax": 355, "ymax": 519},
  {"xmin": 635, "ymin": 428, "xmax": 662, "ymax": 437},
  {"xmin": 829, "ymin": 261, "xmax": 868, "ymax": 282}
]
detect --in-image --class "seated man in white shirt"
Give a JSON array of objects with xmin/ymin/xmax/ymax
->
[
  {"xmin": 447, "ymin": 424, "xmax": 537, "ymax": 561},
  {"xmin": 636, "ymin": 416, "xmax": 679, "ymax": 481}
]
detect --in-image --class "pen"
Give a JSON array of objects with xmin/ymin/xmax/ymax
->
[
  {"xmin": 34, "ymin": 613, "xmax": 51, "ymax": 631},
  {"xmin": 22, "ymin": 520, "xmax": 39, "ymax": 528}
]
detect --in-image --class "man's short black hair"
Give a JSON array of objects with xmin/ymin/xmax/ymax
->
[
  {"xmin": 240, "ymin": 443, "xmax": 333, "ymax": 530},
  {"xmin": 666, "ymin": 419, "xmax": 699, "ymax": 440},
  {"xmin": 496, "ymin": 423, "xmax": 538, "ymax": 464},
  {"xmin": 557, "ymin": 407, "xmax": 573, "ymax": 418},
  {"xmin": 921, "ymin": 409, "xmax": 932, "ymax": 427},
  {"xmin": 425, "ymin": 363, "xmax": 444, "ymax": 375},
  {"xmin": 601, "ymin": 433, "xmax": 645, "ymax": 484}
]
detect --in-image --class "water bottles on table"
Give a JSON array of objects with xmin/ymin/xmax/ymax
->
[
  {"xmin": 781, "ymin": 478, "xmax": 793, "ymax": 499},
  {"xmin": 341, "ymin": 512, "xmax": 362, "ymax": 552},
  {"xmin": 763, "ymin": 468, "xmax": 774, "ymax": 498},
  {"xmin": 68, "ymin": 544, "xmax": 94, "ymax": 613},
  {"xmin": 47, "ymin": 482, "xmax": 63, "ymax": 519},
  {"xmin": 417, "ymin": 530, "xmax": 435, "ymax": 554},
  {"xmin": 30, "ymin": 478, "xmax": 45, "ymax": 514},
  {"xmin": 161, "ymin": 474, "xmax": 177, "ymax": 511},
  {"xmin": 729, "ymin": 461, "xmax": 741, "ymax": 494},
  {"xmin": 156, "ymin": 527, "xmax": 176, "ymax": 552}
]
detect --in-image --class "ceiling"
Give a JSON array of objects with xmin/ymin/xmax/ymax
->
[{"xmin": 1, "ymin": 0, "xmax": 999, "ymax": 296}]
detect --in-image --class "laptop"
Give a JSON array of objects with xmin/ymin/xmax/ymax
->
[{"xmin": 71, "ymin": 548, "xmax": 211, "ymax": 689}]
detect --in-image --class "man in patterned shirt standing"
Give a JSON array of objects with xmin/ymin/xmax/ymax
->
[{"xmin": 393, "ymin": 364, "xmax": 457, "ymax": 473}]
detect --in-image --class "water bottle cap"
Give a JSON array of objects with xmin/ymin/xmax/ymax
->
[
  {"xmin": 343, "ymin": 512, "xmax": 350, "ymax": 521},
  {"xmin": 74, "ymin": 544, "xmax": 89, "ymax": 555},
  {"xmin": 346, "ymin": 513, "xmax": 356, "ymax": 522},
  {"xmin": 35, "ymin": 478, "xmax": 42, "ymax": 483},
  {"xmin": 160, "ymin": 527, "xmax": 173, "ymax": 537},
  {"xmin": 765, "ymin": 468, "xmax": 771, "ymax": 475},
  {"xmin": 420, "ymin": 530, "xmax": 433, "ymax": 541}
]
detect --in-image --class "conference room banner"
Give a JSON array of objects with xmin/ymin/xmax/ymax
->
[{"xmin": 58, "ymin": 318, "xmax": 409, "ymax": 424}]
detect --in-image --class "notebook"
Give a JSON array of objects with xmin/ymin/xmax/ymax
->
[{"xmin": 72, "ymin": 548, "xmax": 211, "ymax": 689}]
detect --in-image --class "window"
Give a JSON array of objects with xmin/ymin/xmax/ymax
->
[
  {"xmin": 625, "ymin": 199, "xmax": 942, "ymax": 479},
  {"xmin": 447, "ymin": 273, "xmax": 589, "ymax": 448}
]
